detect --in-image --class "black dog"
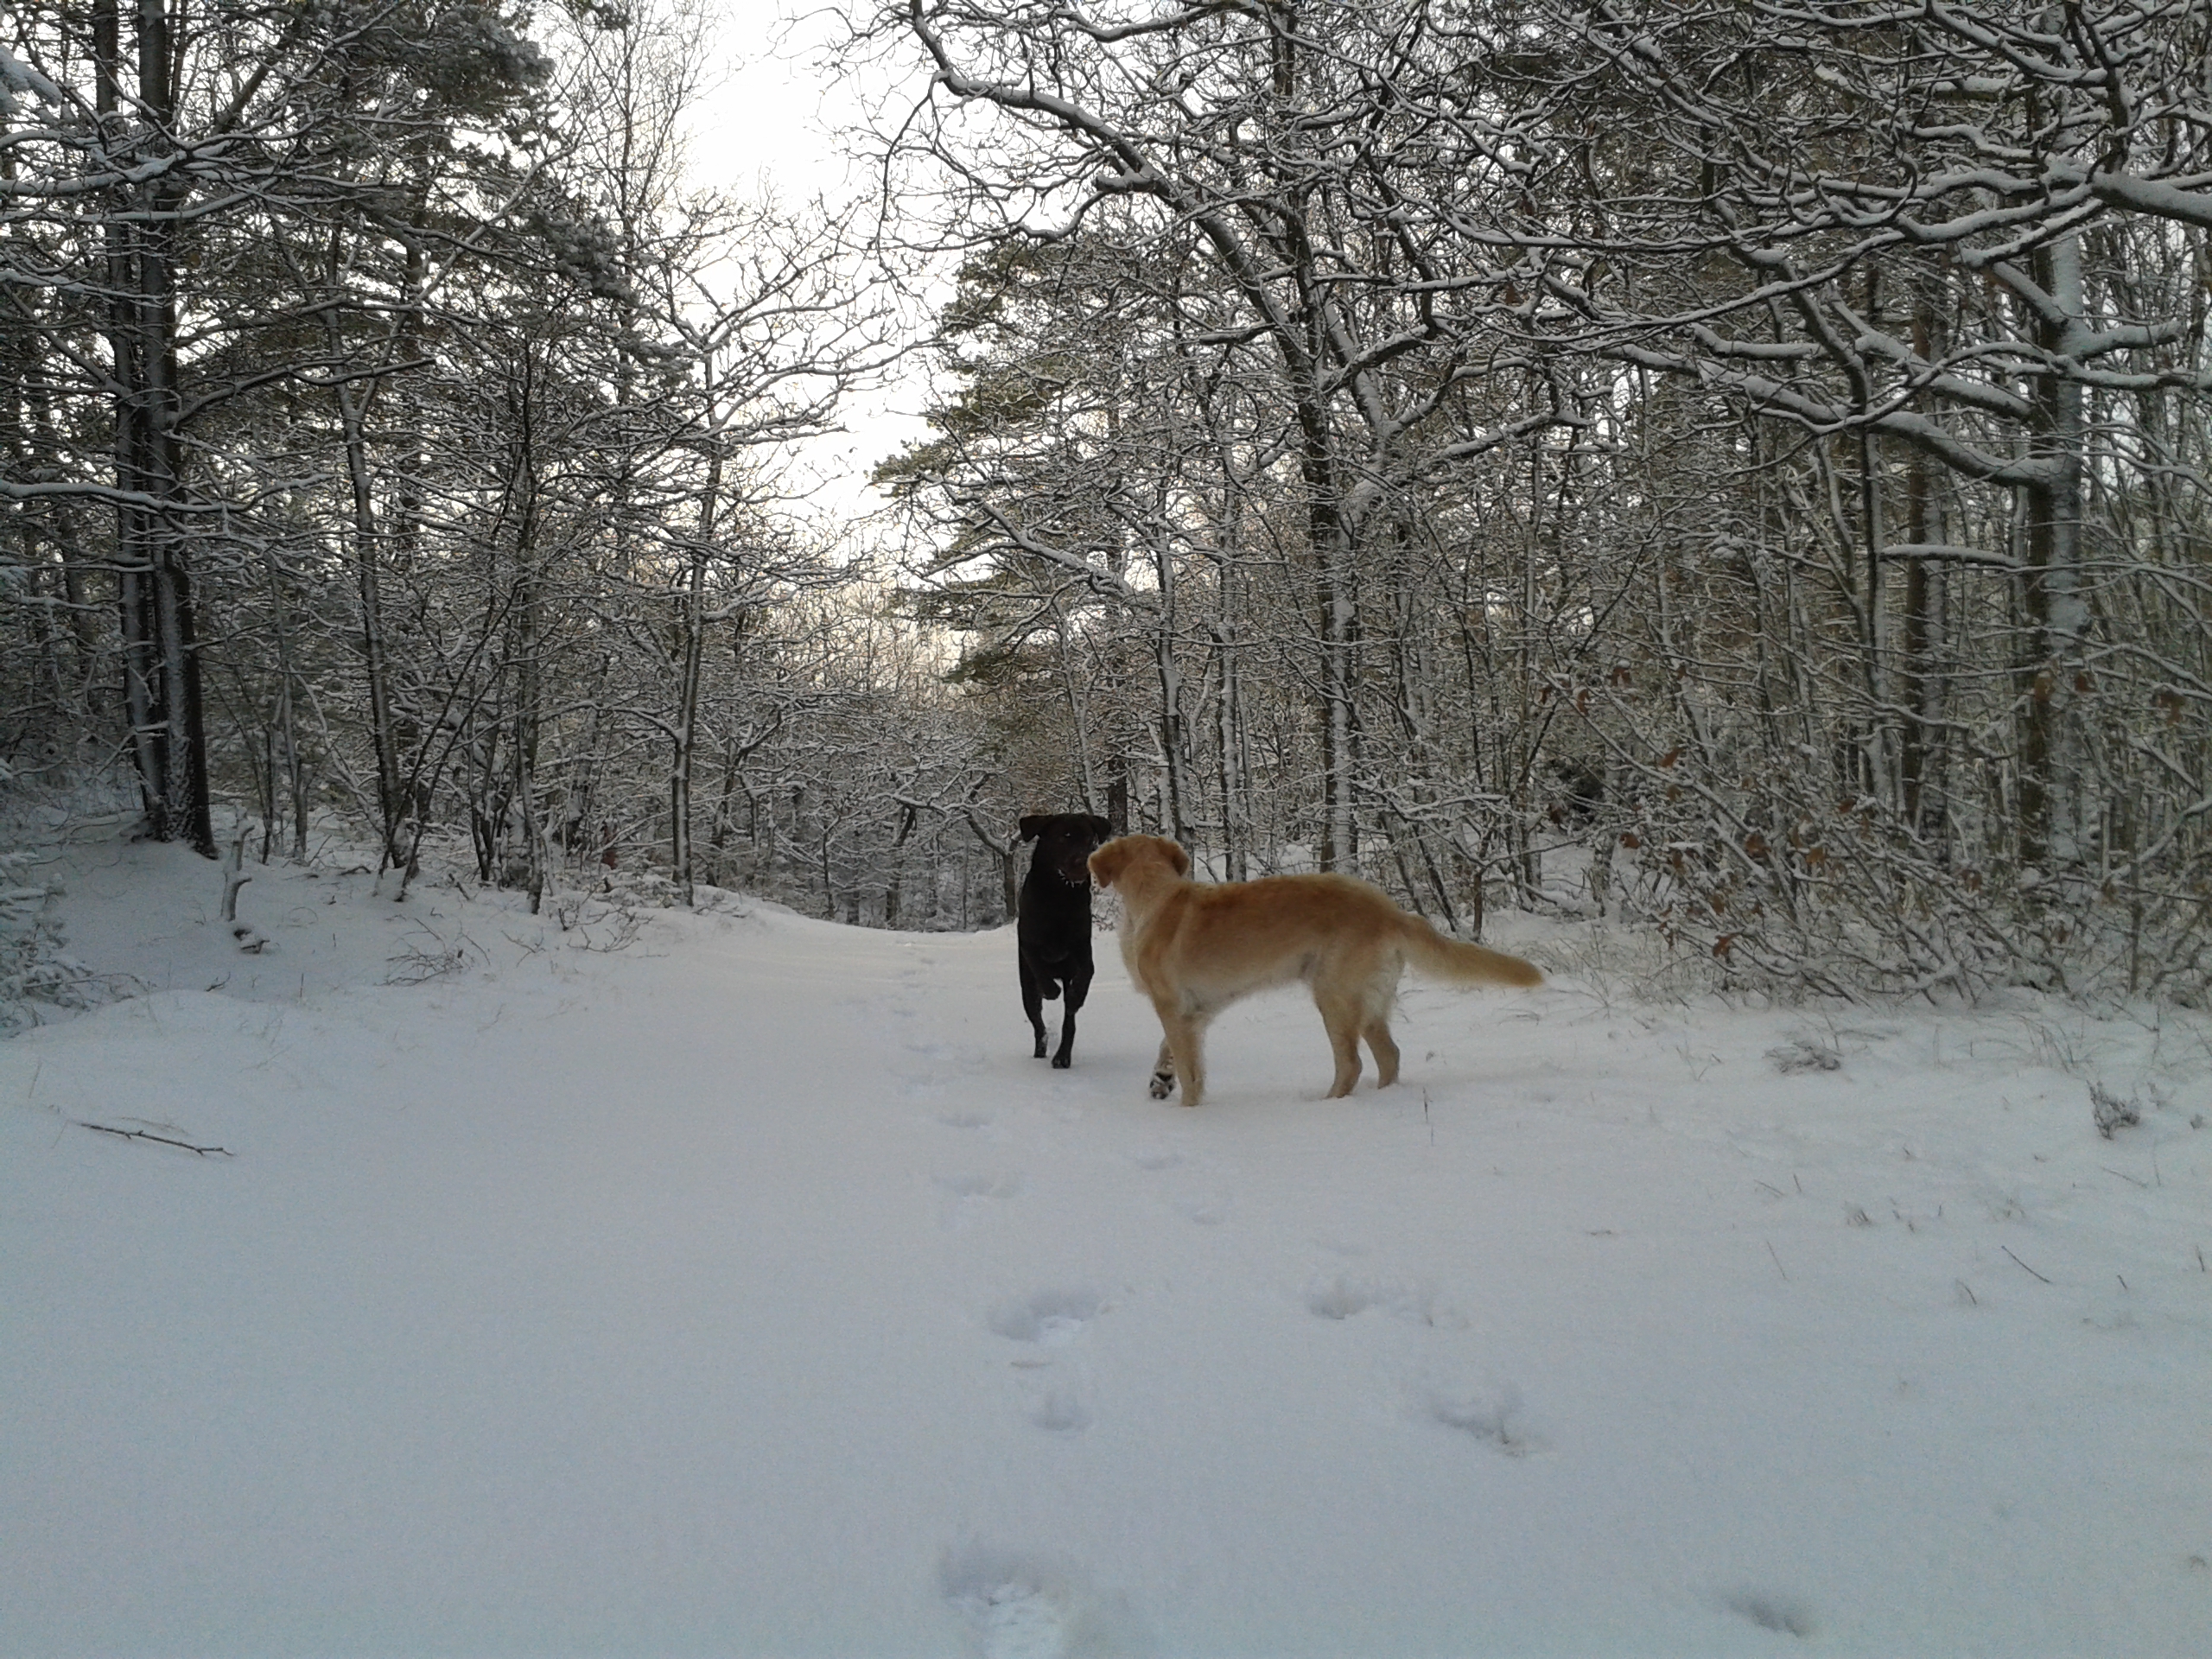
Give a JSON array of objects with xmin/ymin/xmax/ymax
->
[{"xmin": 1017, "ymin": 813, "xmax": 1113, "ymax": 1068}]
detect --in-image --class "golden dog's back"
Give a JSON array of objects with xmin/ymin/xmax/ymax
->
[{"xmin": 1141, "ymin": 868, "xmax": 1540, "ymax": 1000}]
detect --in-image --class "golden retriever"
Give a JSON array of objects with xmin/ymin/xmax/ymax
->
[{"xmin": 1087, "ymin": 835, "xmax": 1542, "ymax": 1107}]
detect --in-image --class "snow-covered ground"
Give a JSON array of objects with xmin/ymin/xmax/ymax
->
[{"xmin": 4, "ymin": 832, "xmax": 2209, "ymax": 1657}]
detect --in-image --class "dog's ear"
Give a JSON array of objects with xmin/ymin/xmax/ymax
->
[
  {"xmin": 1018, "ymin": 816, "xmax": 1045, "ymax": 842},
  {"xmin": 1087, "ymin": 839, "xmax": 1125, "ymax": 887},
  {"xmin": 1166, "ymin": 839, "xmax": 1192, "ymax": 876},
  {"xmin": 1086, "ymin": 815, "xmax": 1112, "ymax": 842}
]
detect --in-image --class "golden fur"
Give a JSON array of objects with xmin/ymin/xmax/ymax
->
[{"xmin": 1087, "ymin": 834, "xmax": 1543, "ymax": 1108}]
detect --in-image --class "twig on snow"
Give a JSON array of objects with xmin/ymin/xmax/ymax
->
[
  {"xmin": 77, "ymin": 1121, "xmax": 232, "ymax": 1157},
  {"xmin": 2090, "ymin": 1083, "xmax": 2141, "ymax": 1140},
  {"xmin": 2001, "ymin": 1245, "xmax": 2052, "ymax": 1285}
]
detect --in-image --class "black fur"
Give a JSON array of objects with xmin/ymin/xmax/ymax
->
[{"xmin": 1016, "ymin": 812, "xmax": 1113, "ymax": 1068}]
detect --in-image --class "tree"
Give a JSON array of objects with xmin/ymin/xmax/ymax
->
[
  {"xmin": 859, "ymin": 0, "xmax": 2210, "ymax": 992},
  {"xmin": 874, "ymin": 0, "xmax": 1565, "ymax": 868},
  {"xmin": 3, "ymin": 1, "xmax": 559, "ymax": 855}
]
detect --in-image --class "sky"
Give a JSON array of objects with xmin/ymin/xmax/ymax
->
[{"xmin": 684, "ymin": 2, "xmax": 938, "ymax": 517}]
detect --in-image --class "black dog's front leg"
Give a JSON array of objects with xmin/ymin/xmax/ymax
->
[
  {"xmin": 1019, "ymin": 954, "xmax": 1050, "ymax": 1059},
  {"xmin": 1052, "ymin": 958, "xmax": 1093, "ymax": 1069}
]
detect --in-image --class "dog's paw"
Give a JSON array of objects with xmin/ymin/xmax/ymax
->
[
  {"xmin": 1147, "ymin": 1071, "xmax": 1175, "ymax": 1100},
  {"xmin": 1052, "ymin": 1052, "xmax": 1072, "ymax": 1069}
]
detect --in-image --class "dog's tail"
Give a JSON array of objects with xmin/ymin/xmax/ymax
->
[{"xmin": 1398, "ymin": 916, "xmax": 1543, "ymax": 989}]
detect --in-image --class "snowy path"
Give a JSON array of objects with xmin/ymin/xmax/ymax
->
[{"xmin": 3, "ymin": 847, "xmax": 2209, "ymax": 1656}]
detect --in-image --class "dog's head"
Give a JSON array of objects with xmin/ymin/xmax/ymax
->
[
  {"xmin": 1020, "ymin": 813, "xmax": 1115, "ymax": 886},
  {"xmin": 1087, "ymin": 834, "xmax": 1191, "ymax": 891}
]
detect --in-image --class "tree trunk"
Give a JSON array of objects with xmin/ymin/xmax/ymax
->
[
  {"xmin": 671, "ymin": 369, "xmax": 725, "ymax": 906},
  {"xmin": 101, "ymin": 0, "xmax": 212, "ymax": 854},
  {"xmin": 335, "ymin": 377, "xmax": 406, "ymax": 868},
  {"xmin": 2018, "ymin": 234, "xmax": 2090, "ymax": 872}
]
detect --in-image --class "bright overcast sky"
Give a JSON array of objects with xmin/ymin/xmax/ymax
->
[
  {"xmin": 689, "ymin": 4, "xmax": 869, "ymax": 203},
  {"xmin": 683, "ymin": 3, "xmax": 936, "ymax": 516}
]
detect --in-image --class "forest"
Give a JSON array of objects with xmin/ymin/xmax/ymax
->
[{"xmin": 5, "ymin": 1, "xmax": 2210, "ymax": 1004}]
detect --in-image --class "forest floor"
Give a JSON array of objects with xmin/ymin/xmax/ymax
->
[{"xmin": 4, "ymin": 828, "xmax": 2210, "ymax": 1656}]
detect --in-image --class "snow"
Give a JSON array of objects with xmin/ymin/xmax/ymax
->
[{"xmin": 4, "ymin": 834, "xmax": 2210, "ymax": 1657}]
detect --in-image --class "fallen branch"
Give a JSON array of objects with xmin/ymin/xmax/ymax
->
[
  {"xmin": 77, "ymin": 1121, "xmax": 232, "ymax": 1157},
  {"xmin": 220, "ymin": 834, "xmax": 252, "ymax": 922},
  {"xmin": 222, "ymin": 834, "xmax": 268, "ymax": 952},
  {"xmin": 2001, "ymin": 1245, "xmax": 2052, "ymax": 1285}
]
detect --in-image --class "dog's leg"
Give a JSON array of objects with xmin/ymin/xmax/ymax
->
[
  {"xmin": 1052, "ymin": 960, "xmax": 1091, "ymax": 1069},
  {"xmin": 1148, "ymin": 998, "xmax": 1208, "ymax": 1106},
  {"xmin": 1147, "ymin": 1034, "xmax": 1178, "ymax": 1100},
  {"xmin": 1314, "ymin": 982, "xmax": 1366, "ymax": 1098},
  {"xmin": 1362, "ymin": 959, "xmax": 1406, "ymax": 1089},
  {"xmin": 1020, "ymin": 955, "xmax": 1049, "ymax": 1059},
  {"xmin": 1363, "ymin": 1016, "xmax": 1401, "ymax": 1089},
  {"xmin": 1323, "ymin": 1014, "xmax": 1363, "ymax": 1097}
]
